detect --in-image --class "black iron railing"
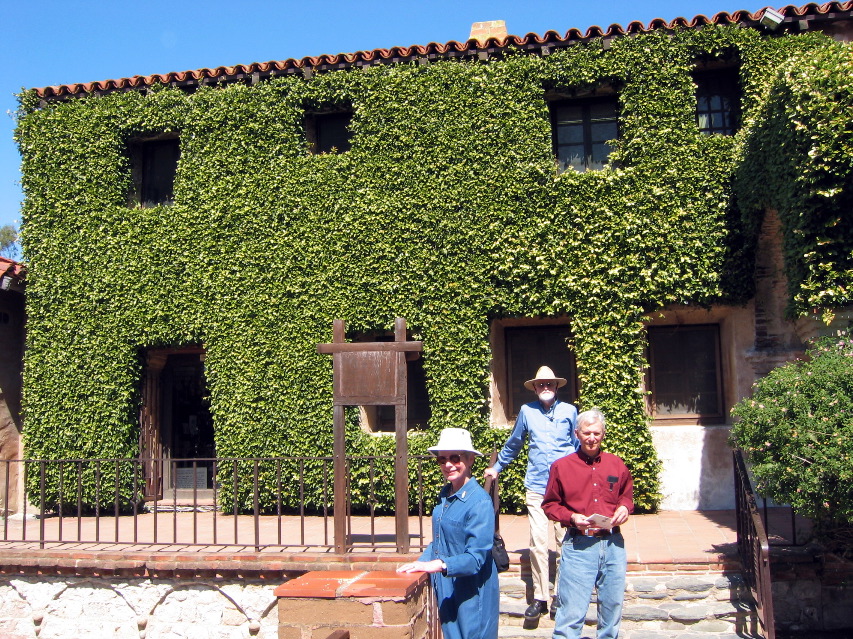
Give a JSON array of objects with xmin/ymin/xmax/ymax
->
[
  {"xmin": 733, "ymin": 449, "xmax": 776, "ymax": 639},
  {"xmin": 0, "ymin": 455, "xmax": 434, "ymax": 553}
]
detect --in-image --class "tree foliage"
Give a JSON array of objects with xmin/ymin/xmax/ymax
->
[
  {"xmin": 731, "ymin": 333, "xmax": 853, "ymax": 554},
  {"xmin": 0, "ymin": 224, "xmax": 19, "ymax": 259}
]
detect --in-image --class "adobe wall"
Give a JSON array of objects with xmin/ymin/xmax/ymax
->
[{"xmin": 650, "ymin": 210, "xmax": 853, "ymax": 510}]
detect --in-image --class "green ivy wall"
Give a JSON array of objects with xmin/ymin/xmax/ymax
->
[{"xmin": 15, "ymin": 25, "xmax": 853, "ymax": 512}]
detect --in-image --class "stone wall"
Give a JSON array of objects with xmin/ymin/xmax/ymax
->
[
  {"xmin": 0, "ymin": 575, "xmax": 279, "ymax": 638},
  {"xmin": 771, "ymin": 549, "xmax": 853, "ymax": 633},
  {"xmin": 0, "ymin": 552, "xmax": 431, "ymax": 639}
]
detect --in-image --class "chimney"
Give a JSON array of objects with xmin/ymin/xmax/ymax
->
[{"xmin": 469, "ymin": 20, "xmax": 508, "ymax": 45}]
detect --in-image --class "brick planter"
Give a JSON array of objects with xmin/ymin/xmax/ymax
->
[{"xmin": 275, "ymin": 570, "xmax": 435, "ymax": 639}]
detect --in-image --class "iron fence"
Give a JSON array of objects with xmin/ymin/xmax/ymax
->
[
  {"xmin": 0, "ymin": 455, "xmax": 435, "ymax": 553},
  {"xmin": 733, "ymin": 449, "xmax": 776, "ymax": 639}
]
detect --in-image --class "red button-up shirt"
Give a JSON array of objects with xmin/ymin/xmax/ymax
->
[{"xmin": 542, "ymin": 450, "xmax": 634, "ymax": 526}]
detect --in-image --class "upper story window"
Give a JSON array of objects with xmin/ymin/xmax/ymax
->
[
  {"xmin": 693, "ymin": 67, "xmax": 741, "ymax": 135},
  {"xmin": 129, "ymin": 136, "xmax": 180, "ymax": 207},
  {"xmin": 306, "ymin": 111, "xmax": 353, "ymax": 154},
  {"xmin": 550, "ymin": 96, "xmax": 619, "ymax": 172},
  {"xmin": 647, "ymin": 324, "xmax": 723, "ymax": 421},
  {"xmin": 505, "ymin": 325, "xmax": 578, "ymax": 417}
]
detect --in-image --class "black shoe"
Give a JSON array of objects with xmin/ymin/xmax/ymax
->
[{"xmin": 524, "ymin": 600, "xmax": 547, "ymax": 621}]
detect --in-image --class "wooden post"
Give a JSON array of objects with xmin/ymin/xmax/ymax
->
[
  {"xmin": 394, "ymin": 318, "xmax": 410, "ymax": 553},
  {"xmin": 332, "ymin": 321, "xmax": 348, "ymax": 554}
]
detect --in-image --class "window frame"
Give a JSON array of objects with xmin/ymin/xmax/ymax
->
[
  {"xmin": 693, "ymin": 65, "xmax": 741, "ymax": 136},
  {"xmin": 646, "ymin": 323, "xmax": 725, "ymax": 423},
  {"xmin": 490, "ymin": 319, "xmax": 579, "ymax": 425},
  {"xmin": 128, "ymin": 134, "xmax": 180, "ymax": 208},
  {"xmin": 549, "ymin": 95, "xmax": 619, "ymax": 172},
  {"xmin": 306, "ymin": 110, "xmax": 354, "ymax": 155}
]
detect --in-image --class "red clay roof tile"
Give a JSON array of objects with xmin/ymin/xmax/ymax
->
[{"xmin": 31, "ymin": 2, "xmax": 853, "ymax": 101}]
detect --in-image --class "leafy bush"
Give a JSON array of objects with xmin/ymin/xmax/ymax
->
[{"xmin": 731, "ymin": 332, "xmax": 853, "ymax": 554}]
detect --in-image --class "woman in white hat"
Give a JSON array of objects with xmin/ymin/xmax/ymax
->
[{"xmin": 398, "ymin": 428, "xmax": 499, "ymax": 639}]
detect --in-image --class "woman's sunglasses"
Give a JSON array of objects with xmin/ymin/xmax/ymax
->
[{"xmin": 435, "ymin": 454, "xmax": 463, "ymax": 465}]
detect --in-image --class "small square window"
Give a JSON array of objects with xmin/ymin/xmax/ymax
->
[
  {"xmin": 129, "ymin": 137, "xmax": 180, "ymax": 207},
  {"xmin": 307, "ymin": 111, "xmax": 353, "ymax": 154},
  {"xmin": 694, "ymin": 67, "xmax": 741, "ymax": 135},
  {"xmin": 647, "ymin": 325, "xmax": 723, "ymax": 420},
  {"xmin": 550, "ymin": 97, "xmax": 619, "ymax": 172}
]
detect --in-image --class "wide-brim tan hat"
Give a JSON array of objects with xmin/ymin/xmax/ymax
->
[
  {"xmin": 427, "ymin": 428, "xmax": 482, "ymax": 456},
  {"xmin": 524, "ymin": 365, "xmax": 567, "ymax": 391}
]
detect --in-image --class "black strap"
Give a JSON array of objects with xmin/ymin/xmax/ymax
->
[{"xmin": 483, "ymin": 447, "xmax": 501, "ymax": 533}]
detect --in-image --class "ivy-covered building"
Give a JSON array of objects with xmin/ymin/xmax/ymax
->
[{"xmin": 14, "ymin": 3, "xmax": 853, "ymax": 513}]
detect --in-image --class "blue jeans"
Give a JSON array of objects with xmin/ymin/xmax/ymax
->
[{"xmin": 553, "ymin": 531, "xmax": 626, "ymax": 639}]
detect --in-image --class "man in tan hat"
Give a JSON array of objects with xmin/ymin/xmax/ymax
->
[{"xmin": 484, "ymin": 365, "xmax": 578, "ymax": 622}]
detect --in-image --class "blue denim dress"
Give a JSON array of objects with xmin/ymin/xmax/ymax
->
[{"xmin": 420, "ymin": 478, "xmax": 499, "ymax": 639}]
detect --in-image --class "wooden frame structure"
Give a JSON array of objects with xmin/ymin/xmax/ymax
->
[{"xmin": 317, "ymin": 318, "xmax": 422, "ymax": 552}]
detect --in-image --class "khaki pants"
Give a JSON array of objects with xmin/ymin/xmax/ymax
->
[{"xmin": 526, "ymin": 490, "xmax": 565, "ymax": 603}]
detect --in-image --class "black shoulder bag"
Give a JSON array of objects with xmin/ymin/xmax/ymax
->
[{"xmin": 485, "ymin": 467, "xmax": 510, "ymax": 573}]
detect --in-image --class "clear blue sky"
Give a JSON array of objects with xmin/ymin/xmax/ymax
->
[{"xmin": 0, "ymin": 0, "xmax": 769, "ymax": 243}]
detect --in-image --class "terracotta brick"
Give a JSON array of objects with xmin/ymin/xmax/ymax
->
[
  {"xmin": 278, "ymin": 626, "xmax": 304, "ymax": 639},
  {"xmin": 344, "ymin": 626, "xmax": 413, "ymax": 639},
  {"xmin": 275, "ymin": 571, "xmax": 364, "ymax": 598},
  {"xmin": 342, "ymin": 571, "xmax": 425, "ymax": 598},
  {"xmin": 279, "ymin": 598, "xmax": 374, "ymax": 625},
  {"xmin": 378, "ymin": 598, "xmax": 421, "ymax": 626}
]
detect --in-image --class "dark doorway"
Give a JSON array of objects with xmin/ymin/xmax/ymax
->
[
  {"xmin": 161, "ymin": 353, "xmax": 215, "ymax": 490},
  {"xmin": 140, "ymin": 347, "xmax": 214, "ymax": 499}
]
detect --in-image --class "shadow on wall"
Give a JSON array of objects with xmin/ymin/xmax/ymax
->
[{"xmin": 652, "ymin": 424, "xmax": 735, "ymax": 510}]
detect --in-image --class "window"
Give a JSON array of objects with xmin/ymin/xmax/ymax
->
[
  {"xmin": 694, "ymin": 67, "xmax": 740, "ymax": 135},
  {"xmin": 307, "ymin": 111, "xmax": 353, "ymax": 154},
  {"xmin": 505, "ymin": 325, "xmax": 577, "ymax": 416},
  {"xmin": 647, "ymin": 324, "xmax": 723, "ymax": 420},
  {"xmin": 130, "ymin": 136, "xmax": 180, "ymax": 207},
  {"xmin": 550, "ymin": 97, "xmax": 618, "ymax": 172},
  {"xmin": 350, "ymin": 331, "xmax": 430, "ymax": 432}
]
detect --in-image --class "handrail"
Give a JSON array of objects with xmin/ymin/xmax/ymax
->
[{"xmin": 733, "ymin": 449, "xmax": 776, "ymax": 639}]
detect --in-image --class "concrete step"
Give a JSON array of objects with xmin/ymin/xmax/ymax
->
[{"xmin": 498, "ymin": 568, "xmax": 758, "ymax": 638}]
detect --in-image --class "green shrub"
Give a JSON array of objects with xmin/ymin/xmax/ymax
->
[{"xmin": 731, "ymin": 332, "xmax": 853, "ymax": 555}]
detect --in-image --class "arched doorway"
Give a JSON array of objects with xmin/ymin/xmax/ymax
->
[{"xmin": 139, "ymin": 347, "xmax": 214, "ymax": 500}]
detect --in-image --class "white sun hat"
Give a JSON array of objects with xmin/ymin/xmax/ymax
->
[{"xmin": 427, "ymin": 428, "xmax": 482, "ymax": 456}]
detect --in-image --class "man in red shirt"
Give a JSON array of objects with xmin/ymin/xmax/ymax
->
[{"xmin": 542, "ymin": 408, "xmax": 633, "ymax": 639}]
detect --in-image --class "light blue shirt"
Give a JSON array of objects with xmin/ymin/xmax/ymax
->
[{"xmin": 492, "ymin": 399, "xmax": 579, "ymax": 494}]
